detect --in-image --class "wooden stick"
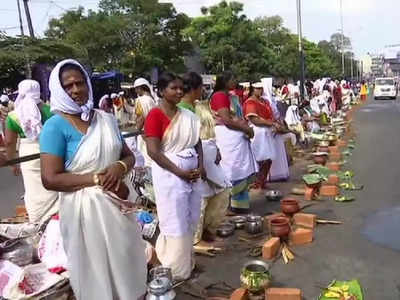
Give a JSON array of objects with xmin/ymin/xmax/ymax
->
[{"xmin": 317, "ymin": 219, "xmax": 343, "ymax": 224}]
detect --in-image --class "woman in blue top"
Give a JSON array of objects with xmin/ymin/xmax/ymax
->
[{"xmin": 39, "ymin": 59, "xmax": 147, "ymax": 300}]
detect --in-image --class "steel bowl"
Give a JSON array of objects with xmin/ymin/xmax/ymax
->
[
  {"xmin": 216, "ymin": 222, "xmax": 235, "ymax": 237},
  {"xmin": 265, "ymin": 190, "xmax": 283, "ymax": 202},
  {"xmin": 230, "ymin": 216, "xmax": 247, "ymax": 229}
]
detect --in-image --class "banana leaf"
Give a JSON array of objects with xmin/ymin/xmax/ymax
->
[
  {"xmin": 337, "ymin": 171, "xmax": 354, "ymax": 181},
  {"xmin": 342, "ymin": 150, "xmax": 352, "ymax": 156},
  {"xmin": 302, "ymin": 174, "xmax": 323, "ymax": 185},
  {"xmin": 307, "ymin": 165, "xmax": 333, "ymax": 179},
  {"xmin": 335, "ymin": 195, "xmax": 355, "ymax": 202},
  {"xmin": 319, "ymin": 279, "xmax": 363, "ymax": 300}
]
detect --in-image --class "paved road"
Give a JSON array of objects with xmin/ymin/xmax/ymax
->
[
  {"xmin": 1, "ymin": 96, "xmax": 400, "ymax": 299},
  {"xmin": 0, "ymin": 161, "xmax": 24, "ymax": 219},
  {"xmin": 183, "ymin": 96, "xmax": 400, "ymax": 299}
]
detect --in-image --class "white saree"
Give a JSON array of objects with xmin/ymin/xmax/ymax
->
[
  {"xmin": 151, "ymin": 108, "xmax": 202, "ymax": 280},
  {"xmin": 215, "ymin": 126, "xmax": 258, "ymax": 182},
  {"xmin": 19, "ymin": 139, "xmax": 59, "ymax": 224},
  {"xmin": 59, "ymin": 110, "xmax": 147, "ymax": 300}
]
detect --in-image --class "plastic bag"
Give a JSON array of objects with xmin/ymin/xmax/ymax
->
[{"xmin": 37, "ymin": 216, "xmax": 67, "ymax": 273}]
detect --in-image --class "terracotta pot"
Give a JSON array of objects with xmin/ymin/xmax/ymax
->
[
  {"xmin": 270, "ymin": 217, "xmax": 290, "ymax": 238},
  {"xmin": 280, "ymin": 199, "xmax": 300, "ymax": 215},
  {"xmin": 318, "ymin": 146, "xmax": 329, "ymax": 153},
  {"xmin": 314, "ymin": 155, "xmax": 327, "ymax": 165}
]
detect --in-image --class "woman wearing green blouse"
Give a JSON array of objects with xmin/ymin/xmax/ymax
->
[{"xmin": 5, "ymin": 80, "xmax": 58, "ymax": 224}]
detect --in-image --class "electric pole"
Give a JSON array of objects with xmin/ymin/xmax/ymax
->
[
  {"xmin": 296, "ymin": 0, "xmax": 305, "ymax": 103},
  {"xmin": 16, "ymin": 0, "xmax": 25, "ymax": 36},
  {"xmin": 23, "ymin": 0, "xmax": 35, "ymax": 38},
  {"xmin": 350, "ymin": 52, "xmax": 354, "ymax": 79},
  {"xmin": 340, "ymin": 0, "xmax": 345, "ymax": 77}
]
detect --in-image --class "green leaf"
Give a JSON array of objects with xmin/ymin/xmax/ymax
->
[{"xmin": 302, "ymin": 174, "xmax": 323, "ymax": 185}]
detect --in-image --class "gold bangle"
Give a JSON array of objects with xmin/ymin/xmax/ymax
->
[
  {"xmin": 116, "ymin": 160, "xmax": 129, "ymax": 174},
  {"xmin": 93, "ymin": 174, "xmax": 101, "ymax": 186}
]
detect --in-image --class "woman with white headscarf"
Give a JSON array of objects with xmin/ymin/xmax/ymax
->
[
  {"xmin": 285, "ymin": 105, "xmax": 305, "ymax": 142},
  {"xmin": 134, "ymin": 77, "xmax": 156, "ymax": 167},
  {"xmin": 261, "ymin": 78, "xmax": 290, "ymax": 181},
  {"xmin": 4, "ymin": 80, "xmax": 59, "ymax": 224},
  {"xmin": 39, "ymin": 59, "xmax": 147, "ymax": 300},
  {"xmin": 98, "ymin": 94, "xmax": 113, "ymax": 113}
]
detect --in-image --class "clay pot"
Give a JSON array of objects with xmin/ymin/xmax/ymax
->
[
  {"xmin": 270, "ymin": 217, "xmax": 290, "ymax": 238},
  {"xmin": 280, "ymin": 198, "xmax": 300, "ymax": 215},
  {"xmin": 314, "ymin": 155, "xmax": 327, "ymax": 165},
  {"xmin": 318, "ymin": 146, "xmax": 329, "ymax": 153}
]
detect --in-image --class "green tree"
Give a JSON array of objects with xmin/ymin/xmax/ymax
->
[
  {"xmin": 185, "ymin": 1, "xmax": 270, "ymax": 81},
  {"xmin": 99, "ymin": 0, "xmax": 192, "ymax": 75},
  {"xmin": 330, "ymin": 32, "xmax": 351, "ymax": 52},
  {"xmin": 0, "ymin": 35, "xmax": 86, "ymax": 90},
  {"xmin": 45, "ymin": 8, "xmax": 126, "ymax": 71}
]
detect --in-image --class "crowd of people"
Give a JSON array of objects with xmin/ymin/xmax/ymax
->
[{"xmin": 0, "ymin": 58, "xmax": 368, "ymax": 299}]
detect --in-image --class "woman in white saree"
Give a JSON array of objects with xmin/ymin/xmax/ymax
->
[
  {"xmin": 144, "ymin": 72, "xmax": 204, "ymax": 281},
  {"xmin": 39, "ymin": 59, "xmax": 147, "ymax": 300}
]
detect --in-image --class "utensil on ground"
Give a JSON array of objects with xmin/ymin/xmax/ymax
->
[
  {"xmin": 265, "ymin": 190, "xmax": 283, "ymax": 202},
  {"xmin": 216, "ymin": 222, "xmax": 235, "ymax": 237},
  {"xmin": 245, "ymin": 215, "xmax": 263, "ymax": 235}
]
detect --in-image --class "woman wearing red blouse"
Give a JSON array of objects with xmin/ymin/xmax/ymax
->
[
  {"xmin": 144, "ymin": 72, "xmax": 204, "ymax": 281},
  {"xmin": 210, "ymin": 72, "xmax": 257, "ymax": 214},
  {"xmin": 243, "ymin": 82, "xmax": 279, "ymax": 189}
]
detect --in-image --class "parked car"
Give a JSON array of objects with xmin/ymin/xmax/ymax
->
[{"xmin": 374, "ymin": 77, "xmax": 397, "ymax": 100}]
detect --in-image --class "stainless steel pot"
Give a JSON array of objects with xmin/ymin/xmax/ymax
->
[
  {"xmin": 146, "ymin": 277, "xmax": 176, "ymax": 300},
  {"xmin": 245, "ymin": 215, "xmax": 263, "ymax": 234},
  {"xmin": 230, "ymin": 216, "xmax": 247, "ymax": 229}
]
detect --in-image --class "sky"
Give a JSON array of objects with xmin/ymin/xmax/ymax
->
[{"xmin": 1, "ymin": 0, "xmax": 400, "ymax": 58}]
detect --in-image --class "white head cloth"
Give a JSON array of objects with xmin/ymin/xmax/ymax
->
[
  {"xmin": 15, "ymin": 80, "xmax": 42, "ymax": 140},
  {"xmin": 261, "ymin": 77, "xmax": 273, "ymax": 101},
  {"xmin": 0, "ymin": 94, "xmax": 9, "ymax": 103},
  {"xmin": 285, "ymin": 105, "xmax": 301, "ymax": 126},
  {"xmin": 133, "ymin": 78, "xmax": 155, "ymax": 98},
  {"xmin": 49, "ymin": 59, "xmax": 93, "ymax": 121},
  {"xmin": 98, "ymin": 94, "xmax": 109, "ymax": 109},
  {"xmin": 110, "ymin": 93, "xmax": 118, "ymax": 99}
]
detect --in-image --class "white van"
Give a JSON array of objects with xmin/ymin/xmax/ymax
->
[{"xmin": 374, "ymin": 77, "xmax": 397, "ymax": 100}]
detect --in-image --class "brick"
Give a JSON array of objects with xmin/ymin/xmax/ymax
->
[
  {"xmin": 329, "ymin": 152, "xmax": 341, "ymax": 162},
  {"xmin": 289, "ymin": 228, "xmax": 313, "ymax": 245},
  {"xmin": 16, "ymin": 205, "xmax": 27, "ymax": 217},
  {"xmin": 328, "ymin": 146, "xmax": 340, "ymax": 154},
  {"xmin": 293, "ymin": 213, "xmax": 317, "ymax": 229},
  {"xmin": 327, "ymin": 174, "xmax": 340, "ymax": 185},
  {"xmin": 262, "ymin": 237, "xmax": 281, "ymax": 259},
  {"xmin": 304, "ymin": 186, "xmax": 316, "ymax": 201},
  {"xmin": 337, "ymin": 140, "xmax": 347, "ymax": 147},
  {"xmin": 265, "ymin": 288, "xmax": 302, "ymax": 300},
  {"xmin": 327, "ymin": 162, "xmax": 340, "ymax": 171},
  {"xmin": 319, "ymin": 185, "xmax": 340, "ymax": 197},
  {"xmin": 230, "ymin": 288, "xmax": 248, "ymax": 300}
]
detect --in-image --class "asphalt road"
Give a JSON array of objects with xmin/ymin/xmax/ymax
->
[
  {"xmin": 0, "ymin": 160, "xmax": 24, "ymax": 219},
  {"xmin": 1, "ymin": 96, "xmax": 400, "ymax": 299},
  {"xmin": 183, "ymin": 96, "xmax": 400, "ymax": 299}
]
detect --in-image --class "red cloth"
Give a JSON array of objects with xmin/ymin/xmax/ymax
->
[
  {"xmin": 210, "ymin": 91, "xmax": 230, "ymax": 112},
  {"xmin": 144, "ymin": 108, "xmax": 171, "ymax": 139},
  {"xmin": 282, "ymin": 86, "xmax": 289, "ymax": 95},
  {"xmin": 243, "ymin": 98, "xmax": 273, "ymax": 121}
]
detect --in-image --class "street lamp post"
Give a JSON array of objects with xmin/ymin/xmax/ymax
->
[
  {"xmin": 296, "ymin": 0, "xmax": 305, "ymax": 103},
  {"xmin": 340, "ymin": 0, "xmax": 345, "ymax": 77}
]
